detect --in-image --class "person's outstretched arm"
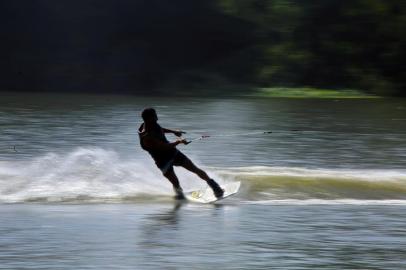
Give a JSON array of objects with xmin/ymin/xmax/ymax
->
[
  {"xmin": 162, "ymin": 128, "xmax": 186, "ymax": 137},
  {"xmin": 143, "ymin": 136, "xmax": 187, "ymax": 151}
]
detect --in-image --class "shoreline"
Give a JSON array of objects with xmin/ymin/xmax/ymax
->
[{"xmin": 254, "ymin": 87, "xmax": 380, "ymax": 99}]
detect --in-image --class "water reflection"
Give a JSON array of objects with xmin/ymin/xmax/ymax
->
[
  {"xmin": 2, "ymin": 94, "xmax": 406, "ymax": 169},
  {"xmin": 147, "ymin": 202, "xmax": 184, "ymax": 228}
]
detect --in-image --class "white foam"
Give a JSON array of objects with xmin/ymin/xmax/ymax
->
[
  {"xmin": 242, "ymin": 199, "xmax": 406, "ymax": 206},
  {"xmin": 2, "ymin": 152, "xmax": 405, "ymax": 203},
  {"xmin": 0, "ymin": 147, "xmax": 208, "ymax": 203},
  {"xmin": 213, "ymin": 166, "xmax": 406, "ymax": 182}
]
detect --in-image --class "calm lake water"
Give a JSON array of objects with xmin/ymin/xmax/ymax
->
[{"xmin": 1, "ymin": 92, "xmax": 406, "ymax": 269}]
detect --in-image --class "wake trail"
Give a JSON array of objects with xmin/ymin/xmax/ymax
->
[{"xmin": 1, "ymin": 148, "xmax": 406, "ymax": 204}]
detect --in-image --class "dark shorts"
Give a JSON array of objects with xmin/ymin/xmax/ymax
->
[{"xmin": 157, "ymin": 151, "xmax": 189, "ymax": 175}]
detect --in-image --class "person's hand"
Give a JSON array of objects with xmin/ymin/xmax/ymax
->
[
  {"xmin": 174, "ymin": 130, "xmax": 186, "ymax": 137},
  {"xmin": 176, "ymin": 138, "xmax": 188, "ymax": 145}
]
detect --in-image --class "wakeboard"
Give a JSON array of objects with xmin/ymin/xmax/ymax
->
[{"xmin": 185, "ymin": 181, "xmax": 241, "ymax": 203}]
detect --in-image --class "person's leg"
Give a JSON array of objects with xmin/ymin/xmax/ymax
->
[
  {"xmin": 180, "ymin": 158, "xmax": 224, "ymax": 198},
  {"xmin": 163, "ymin": 168, "xmax": 185, "ymax": 199},
  {"xmin": 181, "ymin": 158, "xmax": 210, "ymax": 181},
  {"xmin": 163, "ymin": 167, "xmax": 181, "ymax": 188}
]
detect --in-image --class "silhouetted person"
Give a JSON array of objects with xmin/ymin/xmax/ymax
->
[{"xmin": 138, "ymin": 108, "xmax": 224, "ymax": 200}]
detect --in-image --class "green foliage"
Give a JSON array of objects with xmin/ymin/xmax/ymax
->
[
  {"xmin": 256, "ymin": 87, "xmax": 378, "ymax": 99},
  {"xmin": 215, "ymin": 0, "xmax": 406, "ymax": 96}
]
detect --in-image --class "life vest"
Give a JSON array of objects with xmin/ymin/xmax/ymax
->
[{"xmin": 138, "ymin": 123, "xmax": 177, "ymax": 166}]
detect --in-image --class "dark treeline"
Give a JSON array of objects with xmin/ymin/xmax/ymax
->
[
  {"xmin": 1, "ymin": 0, "xmax": 405, "ymax": 96},
  {"xmin": 219, "ymin": 0, "xmax": 406, "ymax": 96}
]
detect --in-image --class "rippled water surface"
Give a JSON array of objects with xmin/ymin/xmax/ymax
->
[
  {"xmin": 1, "ymin": 204, "xmax": 406, "ymax": 270},
  {"xmin": 1, "ymin": 92, "xmax": 406, "ymax": 269},
  {"xmin": 1, "ymin": 92, "xmax": 406, "ymax": 168}
]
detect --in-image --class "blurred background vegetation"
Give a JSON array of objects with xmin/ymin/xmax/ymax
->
[{"xmin": 1, "ymin": 0, "xmax": 405, "ymax": 96}]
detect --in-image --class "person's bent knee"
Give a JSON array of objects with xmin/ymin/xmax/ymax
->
[{"xmin": 163, "ymin": 167, "xmax": 174, "ymax": 177}]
